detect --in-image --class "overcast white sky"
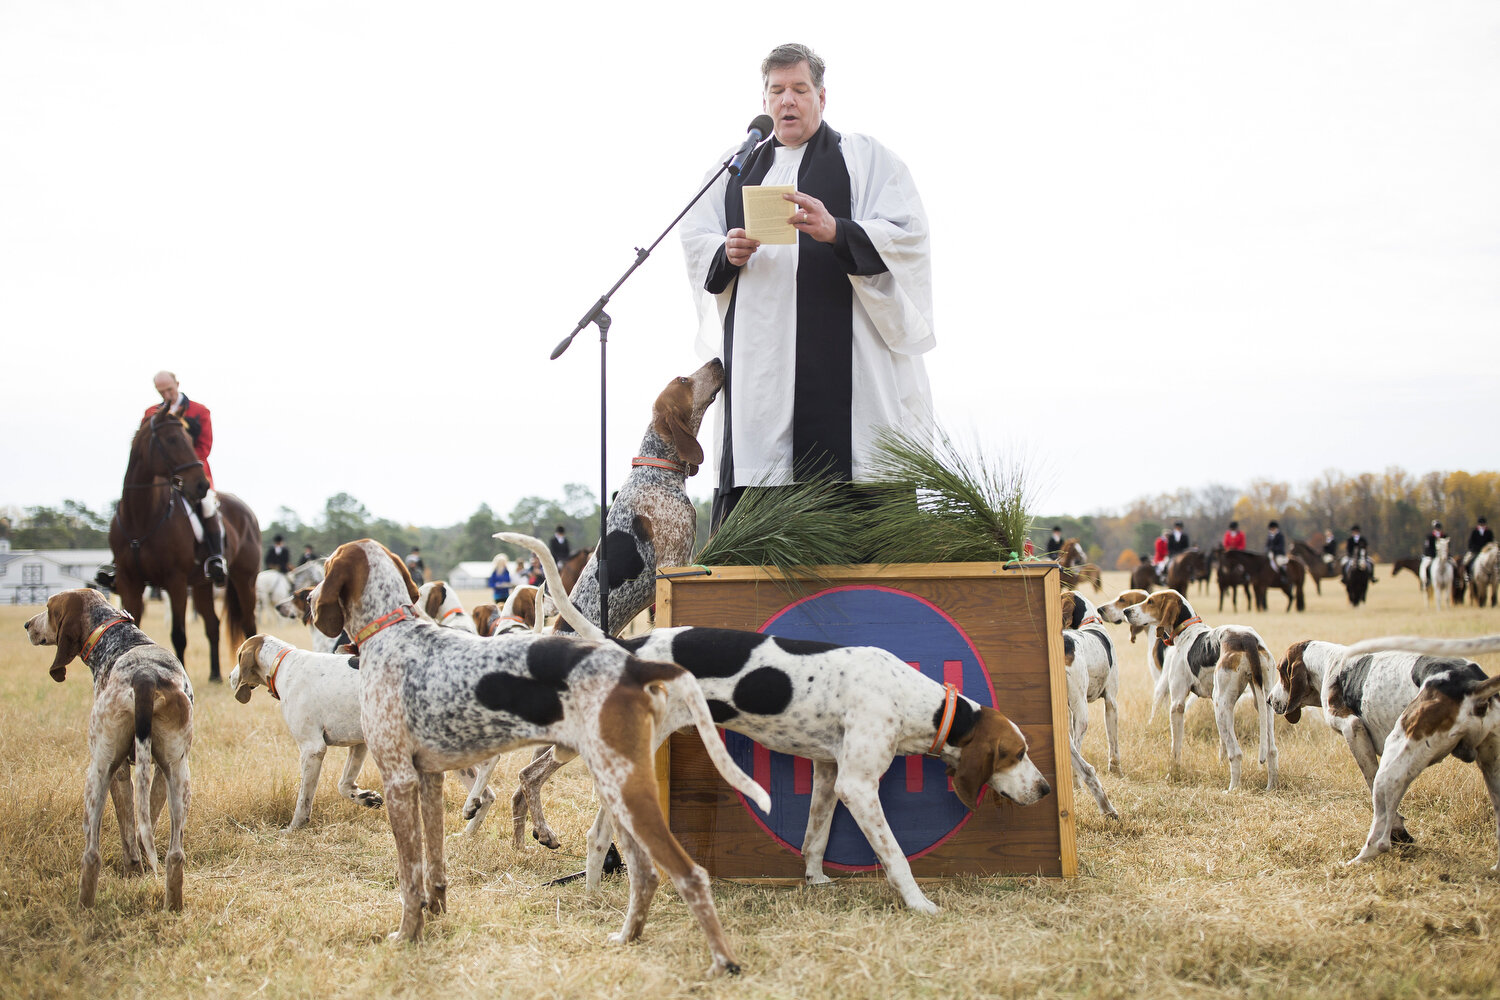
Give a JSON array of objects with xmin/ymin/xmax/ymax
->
[{"xmin": 3, "ymin": 2, "xmax": 1496, "ymax": 530}]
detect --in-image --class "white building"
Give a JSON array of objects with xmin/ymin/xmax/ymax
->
[
  {"xmin": 0, "ymin": 540, "xmax": 114, "ymax": 604},
  {"xmin": 449, "ymin": 560, "xmax": 501, "ymax": 591}
]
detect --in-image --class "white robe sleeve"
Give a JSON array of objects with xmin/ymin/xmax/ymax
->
[
  {"xmin": 680, "ymin": 148, "xmax": 738, "ymax": 363},
  {"xmin": 840, "ymin": 133, "xmax": 936, "ymax": 357}
]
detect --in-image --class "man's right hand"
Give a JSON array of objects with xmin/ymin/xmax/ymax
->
[{"xmin": 725, "ymin": 228, "xmax": 761, "ymax": 267}]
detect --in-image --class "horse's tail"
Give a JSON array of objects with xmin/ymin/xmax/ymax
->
[{"xmin": 132, "ymin": 677, "xmax": 159, "ymax": 873}]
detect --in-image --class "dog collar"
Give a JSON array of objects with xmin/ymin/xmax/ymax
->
[
  {"xmin": 632, "ymin": 455, "xmax": 698, "ymax": 478},
  {"xmin": 1163, "ymin": 616, "xmax": 1203, "ymax": 646},
  {"xmin": 1079, "ymin": 615, "xmax": 1102, "ymax": 627},
  {"xmin": 927, "ymin": 682, "xmax": 961, "ymax": 755},
  {"xmin": 353, "ymin": 605, "xmax": 418, "ymax": 646},
  {"xmin": 490, "ymin": 615, "xmax": 529, "ymax": 636},
  {"xmin": 81, "ymin": 615, "xmax": 132, "ymax": 664},
  {"xmin": 266, "ymin": 645, "xmax": 292, "ymax": 700},
  {"xmin": 439, "ymin": 607, "xmax": 465, "ymax": 624}
]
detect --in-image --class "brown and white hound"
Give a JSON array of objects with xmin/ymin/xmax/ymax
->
[
  {"xmin": 24, "ymin": 589, "xmax": 193, "ymax": 910},
  {"xmin": 1327, "ymin": 633, "xmax": 1500, "ymax": 867},
  {"xmin": 308, "ymin": 538, "xmax": 770, "ymax": 976},
  {"xmin": 1123, "ymin": 590, "xmax": 1278, "ymax": 790}
]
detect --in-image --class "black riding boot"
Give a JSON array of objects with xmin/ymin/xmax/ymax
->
[{"xmin": 202, "ymin": 513, "xmax": 227, "ymax": 586}]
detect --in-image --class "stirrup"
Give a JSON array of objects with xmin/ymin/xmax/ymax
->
[{"xmin": 204, "ymin": 555, "xmax": 227, "ymax": 586}]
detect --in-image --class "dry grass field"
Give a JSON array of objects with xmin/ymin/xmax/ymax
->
[{"xmin": 3, "ymin": 571, "xmax": 1500, "ymax": 999}]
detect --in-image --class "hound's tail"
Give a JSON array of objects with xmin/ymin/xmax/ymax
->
[
  {"xmin": 132, "ymin": 676, "xmax": 159, "ymax": 873},
  {"xmin": 664, "ymin": 669, "xmax": 772, "ymax": 814},
  {"xmin": 494, "ymin": 532, "xmax": 607, "ymax": 641},
  {"xmin": 1345, "ymin": 634, "xmax": 1500, "ymax": 658}
]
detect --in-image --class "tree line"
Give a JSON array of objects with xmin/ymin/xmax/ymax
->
[
  {"xmin": 1035, "ymin": 468, "xmax": 1500, "ymax": 568},
  {"xmin": 6, "ymin": 466, "xmax": 1493, "ymax": 577}
]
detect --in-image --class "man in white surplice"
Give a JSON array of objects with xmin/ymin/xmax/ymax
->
[{"xmin": 681, "ymin": 42, "xmax": 935, "ymax": 528}]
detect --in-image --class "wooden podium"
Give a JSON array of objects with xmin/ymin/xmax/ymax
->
[{"xmin": 652, "ymin": 562, "xmax": 1076, "ymax": 882}]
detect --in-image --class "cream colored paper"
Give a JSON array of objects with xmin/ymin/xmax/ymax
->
[{"xmin": 741, "ymin": 184, "xmax": 798, "ymax": 244}]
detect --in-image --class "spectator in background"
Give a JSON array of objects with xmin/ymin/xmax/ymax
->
[
  {"xmin": 1321, "ymin": 528, "xmax": 1339, "ymax": 568},
  {"xmin": 405, "ymin": 547, "xmax": 426, "ymax": 584},
  {"xmin": 1045, "ymin": 527, "xmax": 1064, "ymax": 559},
  {"xmin": 1153, "ymin": 529, "xmax": 1170, "ymax": 580},
  {"xmin": 524, "ymin": 555, "xmax": 543, "ymax": 586},
  {"xmin": 1167, "ymin": 520, "xmax": 1190, "ymax": 557},
  {"xmin": 488, "ymin": 556, "xmax": 512, "ymax": 604},
  {"xmin": 1222, "ymin": 520, "xmax": 1246, "ymax": 551},
  {"xmin": 1344, "ymin": 525, "xmax": 1374, "ymax": 582},
  {"xmin": 1419, "ymin": 521, "xmax": 1446, "ymax": 588},
  {"xmin": 1266, "ymin": 520, "xmax": 1288, "ymax": 584},
  {"xmin": 549, "ymin": 526, "xmax": 572, "ymax": 566},
  {"xmin": 265, "ymin": 534, "xmax": 292, "ymax": 573},
  {"xmin": 1466, "ymin": 517, "xmax": 1493, "ymax": 575},
  {"xmin": 298, "ymin": 544, "xmax": 319, "ymax": 565}
]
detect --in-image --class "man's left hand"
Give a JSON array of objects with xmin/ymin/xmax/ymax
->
[{"xmin": 784, "ymin": 191, "xmax": 838, "ymax": 243}]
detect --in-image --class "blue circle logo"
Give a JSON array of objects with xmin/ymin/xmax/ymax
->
[{"xmin": 724, "ymin": 585, "xmax": 994, "ymax": 869}]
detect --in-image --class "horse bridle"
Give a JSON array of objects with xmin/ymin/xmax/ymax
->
[{"xmin": 122, "ymin": 414, "xmax": 204, "ymax": 492}]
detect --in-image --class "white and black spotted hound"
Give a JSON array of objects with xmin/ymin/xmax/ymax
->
[
  {"xmin": 308, "ymin": 538, "xmax": 770, "ymax": 977},
  {"xmin": 25, "ymin": 589, "xmax": 193, "ymax": 910},
  {"xmin": 1123, "ymin": 590, "xmax": 1278, "ymax": 790},
  {"xmin": 1058, "ymin": 592, "xmax": 1121, "ymax": 818},
  {"xmin": 1288, "ymin": 634, "xmax": 1500, "ymax": 866},
  {"xmin": 559, "ymin": 358, "xmax": 722, "ymax": 637},
  {"xmin": 499, "ymin": 531, "xmax": 1053, "ymax": 914}
]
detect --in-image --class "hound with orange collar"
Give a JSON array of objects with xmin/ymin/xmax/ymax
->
[
  {"xmin": 417, "ymin": 581, "xmax": 477, "ymax": 634},
  {"xmin": 24, "ymin": 589, "xmax": 193, "ymax": 910},
  {"xmin": 308, "ymin": 537, "xmax": 771, "ymax": 976},
  {"xmin": 1123, "ymin": 590, "xmax": 1277, "ymax": 790},
  {"xmin": 500, "ymin": 531, "xmax": 1055, "ymax": 912},
  {"xmin": 1059, "ymin": 592, "xmax": 1123, "ymax": 806}
]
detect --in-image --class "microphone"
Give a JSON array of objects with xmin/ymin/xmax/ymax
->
[{"xmin": 726, "ymin": 114, "xmax": 774, "ymax": 176}]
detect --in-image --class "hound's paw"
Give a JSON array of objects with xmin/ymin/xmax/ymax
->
[
  {"xmin": 804, "ymin": 872, "xmax": 833, "ymax": 887},
  {"xmin": 709, "ymin": 960, "xmax": 741, "ymax": 978},
  {"xmin": 357, "ymin": 791, "xmax": 383, "ymax": 809},
  {"xmin": 462, "ymin": 799, "xmax": 482, "ymax": 820},
  {"xmin": 1391, "ymin": 827, "xmax": 1415, "ymax": 844},
  {"xmin": 1108, "ymin": 763, "xmax": 1124, "ymax": 777},
  {"xmin": 908, "ymin": 899, "xmax": 941, "ymax": 916},
  {"xmin": 533, "ymin": 830, "xmax": 561, "ymax": 850},
  {"xmin": 607, "ymin": 932, "xmax": 629, "ymax": 946}
]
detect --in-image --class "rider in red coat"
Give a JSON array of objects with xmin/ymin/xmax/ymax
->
[
  {"xmin": 144, "ymin": 371, "xmax": 226, "ymax": 584},
  {"xmin": 1222, "ymin": 521, "xmax": 1246, "ymax": 551}
]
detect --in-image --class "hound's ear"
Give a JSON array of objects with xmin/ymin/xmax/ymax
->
[
  {"xmin": 47, "ymin": 594, "xmax": 81, "ymax": 682},
  {"xmin": 1065, "ymin": 594, "xmax": 1085, "ymax": 630},
  {"xmin": 388, "ymin": 548, "xmax": 420, "ymax": 601},
  {"xmin": 422, "ymin": 583, "xmax": 445, "ymax": 618},
  {"xmin": 472, "ymin": 604, "xmax": 497, "ymax": 635},
  {"xmin": 234, "ymin": 685, "xmax": 255, "ymax": 704},
  {"xmin": 1155, "ymin": 591, "xmax": 1183, "ymax": 628},
  {"xmin": 653, "ymin": 384, "xmax": 704, "ymax": 468},
  {"xmin": 311, "ymin": 556, "xmax": 347, "ymax": 638},
  {"xmin": 948, "ymin": 715, "xmax": 999, "ymax": 811},
  {"xmin": 1059, "ymin": 593, "xmax": 1076, "ymax": 629}
]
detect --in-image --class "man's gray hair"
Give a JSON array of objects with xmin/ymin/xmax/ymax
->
[{"xmin": 762, "ymin": 43, "xmax": 825, "ymax": 90}]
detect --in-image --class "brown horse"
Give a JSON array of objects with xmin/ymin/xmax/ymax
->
[
  {"xmin": 1056, "ymin": 538, "xmax": 1103, "ymax": 593},
  {"xmin": 1218, "ymin": 548, "xmax": 1305, "ymax": 612},
  {"xmin": 1213, "ymin": 544, "xmax": 1255, "ymax": 612},
  {"xmin": 558, "ymin": 548, "xmax": 592, "ymax": 594},
  {"xmin": 1292, "ymin": 540, "xmax": 1338, "ymax": 596},
  {"xmin": 109, "ymin": 411, "xmax": 259, "ymax": 682},
  {"xmin": 1129, "ymin": 558, "xmax": 1161, "ymax": 592},
  {"xmin": 1164, "ymin": 548, "xmax": 1210, "ymax": 595}
]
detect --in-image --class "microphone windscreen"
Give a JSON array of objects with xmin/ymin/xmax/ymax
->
[{"xmin": 748, "ymin": 114, "xmax": 774, "ymax": 136}]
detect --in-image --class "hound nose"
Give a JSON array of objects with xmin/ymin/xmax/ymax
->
[{"xmin": 1038, "ymin": 779, "xmax": 1052, "ymax": 798}]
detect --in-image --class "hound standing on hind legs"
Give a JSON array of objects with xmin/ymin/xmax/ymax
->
[
  {"xmin": 309, "ymin": 538, "xmax": 770, "ymax": 976},
  {"xmin": 25, "ymin": 589, "xmax": 193, "ymax": 910},
  {"xmin": 1123, "ymin": 590, "xmax": 1278, "ymax": 791}
]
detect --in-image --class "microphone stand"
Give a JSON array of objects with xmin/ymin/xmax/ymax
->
[{"xmin": 550, "ymin": 157, "xmax": 742, "ymax": 634}]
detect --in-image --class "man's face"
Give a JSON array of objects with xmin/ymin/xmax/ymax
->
[
  {"xmin": 764, "ymin": 61, "xmax": 825, "ymax": 148},
  {"xmin": 154, "ymin": 374, "xmax": 180, "ymax": 407}
]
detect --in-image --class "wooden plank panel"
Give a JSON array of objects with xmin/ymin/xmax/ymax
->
[{"xmin": 657, "ymin": 565, "xmax": 1074, "ymax": 879}]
